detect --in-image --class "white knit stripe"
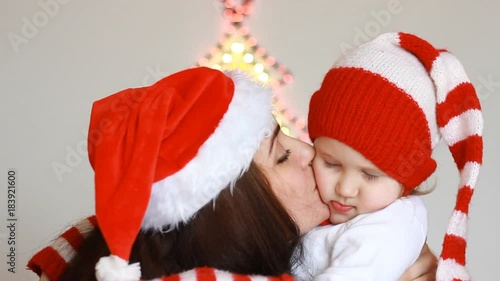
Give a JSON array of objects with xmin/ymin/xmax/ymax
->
[
  {"xmin": 179, "ymin": 268, "xmax": 199, "ymax": 281},
  {"xmin": 437, "ymin": 258, "xmax": 470, "ymax": 281},
  {"xmin": 440, "ymin": 109, "xmax": 483, "ymax": 146},
  {"xmin": 51, "ymin": 236, "xmax": 76, "ymax": 263},
  {"xmin": 249, "ymin": 275, "xmax": 269, "ymax": 281},
  {"xmin": 379, "ymin": 32, "xmax": 401, "ymax": 45},
  {"xmin": 335, "ymin": 35, "xmax": 440, "ymax": 147},
  {"xmin": 431, "ymin": 52, "xmax": 471, "ymax": 104},
  {"xmin": 445, "ymin": 210, "xmax": 468, "ymax": 239},
  {"xmin": 459, "ymin": 161, "xmax": 481, "ymax": 189},
  {"xmin": 214, "ymin": 269, "xmax": 235, "ymax": 281},
  {"xmin": 73, "ymin": 217, "xmax": 95, "ymax": 237}
]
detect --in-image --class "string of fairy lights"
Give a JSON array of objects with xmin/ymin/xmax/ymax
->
[{"xmin": 194, "ymin": 0, "xmax": 309, "ymax": 142}]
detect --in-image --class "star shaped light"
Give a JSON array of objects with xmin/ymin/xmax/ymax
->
[{"xmin": 195, "ymin": 0, "xmax": 309, "ymax": 142}]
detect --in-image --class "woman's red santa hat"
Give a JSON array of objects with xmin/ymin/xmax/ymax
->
[{"xmin": 88, "ymin": 67, "xmax": 275, "ymax": 281}]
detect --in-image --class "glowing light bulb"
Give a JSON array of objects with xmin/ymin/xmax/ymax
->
[
  {"xmin": 231, "ymin": 42, "xmax": 245, "ymax": 53},
  {"xmin": 254, "ymin": 63, "xmax": 264, "ymax": 73},
  {"xmin": 239, "ymin": 26, "xmax": 249, "ymax": 36},
  {"xmin": 247, "ymin": 37, "xmax": 257, "ymax": 46},
  {"xmin": 222, "ymin": 53, "xmax": 233, "ymax": 63},
  {"xmin": 283, "ymin": 74, "xmax": 293, "ymax": 84},
  {"xmin": 281, "ymin": 126, "xmax": 290, "ymax": 136},
  {"xmin": 225, "ymin": 24, "xmax": 236, "ymax": 34},
  {"xmin": 223, "ymin": 9, "xmax": 233, "ymax": 18},
  {"xmin": 243, "ymin": 53, "xmax": 254, "ymax": 63},
  {"xmin": 210, "ymin": 47, "xmax": 220, "ymax": 56},
  {"xmin": 273, "ymin": 114, "xmax": 283, "ymax": 126},
  {"xmin": 265, "ymin": 56, "xmax": 276, "ymax": 66},
  {"xmin": 274, "ymin": 102, "xmax": 285, "ymax": 111},
  {"xmin": 284, "ymin": 111, "xmax": 294, "ymax": 120},
  {"xmin": 258, "ymin": 72, "xmax": 269, "ymax": 82}
]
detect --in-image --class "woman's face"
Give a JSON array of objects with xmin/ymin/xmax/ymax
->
[{"xmin": 253, "ymin": 125, "xmax": 329, "ymax": 234}]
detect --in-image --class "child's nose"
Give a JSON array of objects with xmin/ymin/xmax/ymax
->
[{"xmin": 335, "ymin": 175, "xmax": 359, "ymax": 198}]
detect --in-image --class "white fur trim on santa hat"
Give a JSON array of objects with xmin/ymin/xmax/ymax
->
[
  {"xmin": 95, "ymin": 255, "xmax": 141, "ymax": 281},
  {"xmin": 141, "ymin": 70, "xmax": 275, "ymax": 230}
]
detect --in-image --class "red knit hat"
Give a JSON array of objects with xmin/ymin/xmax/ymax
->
[
  {"xmin": 88, "ymin": 67, "xmax": 275, "ymax": 281},
  {"xmin": 308, "ymin": 32, "xmax": 483, "ymax": 281}
]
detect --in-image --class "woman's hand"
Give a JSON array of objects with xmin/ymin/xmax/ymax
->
[{"xmin": 399, "ymin": 243, "xmax": 437, "ymax": 281}]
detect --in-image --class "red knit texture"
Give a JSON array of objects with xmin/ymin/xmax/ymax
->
[
  {"xmin": 441, "ymin": 234, "xmax": 467, "ymax": 265},
  {"xmin": 196, "ymin": 267, "xmax": 218, "ymax": 281},
  {"xmin": 308, "ymin": 67, "xmax": 436, "ymax": 193},
  {"xmin": 27, "ymin": 247, "xmax": 67, "ymax": 281},
  {"xmin": 27, "ymin": 215, "xmax": 97, "ymax": 281},
  {"xmin": 455, "ymin": 187, "xmax": 474, "ymax": 214},
  {"xmin": 436, "ymin": 83, "xmax": 481, "ymax": 128},
  {"xmin": 449, "ymin": 135, "xmax": 483, "ymax": 170},
  {"xmin": 233, "ymin": 273, "xmax": 252, "ymax": 281}
]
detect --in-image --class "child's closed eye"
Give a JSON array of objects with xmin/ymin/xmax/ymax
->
[{"xmin": 363, "ymin": 171, "xmax": 378, "ymax": 181}]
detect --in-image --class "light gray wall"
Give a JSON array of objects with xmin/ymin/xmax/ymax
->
[{"xmin": 1, "ymin": 1, "xmax": 498, "ymax": 280}]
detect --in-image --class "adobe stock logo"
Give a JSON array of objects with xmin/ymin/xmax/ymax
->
[
  {"xmin": 476, "ymin": 74, "xmax": 499, "ymax": 101},
  {"xmin": 339, "ymin": 0, "xmax": 408, "ymax": 55},
  {"xmin": 7, "ymin": 0, "xmax": 71, "ymax": 54}
]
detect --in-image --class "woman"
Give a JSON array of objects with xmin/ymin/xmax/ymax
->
[{"xmin": 28, "ymin": 67, "xmax": 437, "ymax": 281}]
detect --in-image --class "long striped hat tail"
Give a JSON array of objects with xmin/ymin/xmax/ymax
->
[{"xmin": 397, "ymin": 32, "xmax": 484, "ymax": 281}]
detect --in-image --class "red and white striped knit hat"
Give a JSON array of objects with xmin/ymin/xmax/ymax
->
[
  {"xmin": 87, "ymin": 67, "xmax": 275, "ymax": 281},
  {"xmin": 308, "ymin": 32, "xmax": 483, "ymax": 281}
]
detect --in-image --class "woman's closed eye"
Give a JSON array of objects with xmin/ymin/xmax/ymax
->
[
  {"xmin": 277, "ymin": 149, "xmax": 291, "ymax": 164},
  {"xmin": 323, "ymin": 161, "xmax": 340, "ymax": 169}
]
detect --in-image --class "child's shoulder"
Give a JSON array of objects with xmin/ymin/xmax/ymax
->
[
  {"xmin": 372, "ymin": 196, "xmax": 428, "ymax": 233},
  {"xmin": 398, "ymin": 195, "xmax": 425, "ymax": 206},
  {"xmin": 352, "ymin": 196, "xmax": 427, "ymax": 226},
  {"xmin": 396, "ymin": 195, "xmax": 427, "ymax": 219}
]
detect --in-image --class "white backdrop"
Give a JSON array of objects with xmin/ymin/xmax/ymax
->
[{"xmin": 1, "ymin": 1, "xmax": 499, "ymax": 280}]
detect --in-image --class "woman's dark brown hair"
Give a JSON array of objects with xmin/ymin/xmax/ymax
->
[{"xmin": 59, "ymin": 162, "xmax": 302, "ymax": 281}]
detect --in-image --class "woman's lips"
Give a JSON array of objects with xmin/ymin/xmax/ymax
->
[{"xmin": 331, "ymin": 201, "xmax": 353, "ymax": 213}]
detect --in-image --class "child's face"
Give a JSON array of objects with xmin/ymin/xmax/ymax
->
[{"xmin": 312, "ymin": 137, "xmax": 403, "ymax": 225}]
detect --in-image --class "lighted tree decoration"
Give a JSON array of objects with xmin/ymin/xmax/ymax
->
[{"xmin": 195, "ymin": 0, "xmax": 309, "ymax": 142}]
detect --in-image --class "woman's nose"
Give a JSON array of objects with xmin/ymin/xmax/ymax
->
[{"xmin": 294, "ymin": 138, "xmax": 315, "ymax": 168}]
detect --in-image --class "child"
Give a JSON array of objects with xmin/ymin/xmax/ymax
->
[{"xmin": 294, "ymin": 32, "xmax": 483, "ymax": 281}]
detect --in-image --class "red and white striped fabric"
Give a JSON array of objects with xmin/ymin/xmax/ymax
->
[
  {"xmin": 28, "ymin": 216, "xmax": 98, "ymax": 280},
  {"xmin": 308, "ymin": 32, "xmax": 483, "ymax": 281},
  {"xmin": 27, "ymin": 215, "xmax": 295, "ymax": 281}
]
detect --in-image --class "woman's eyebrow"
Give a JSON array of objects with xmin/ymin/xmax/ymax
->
[{"xmin": 268, "ymin": 125, "xmax": 281, "ymax": 155}]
